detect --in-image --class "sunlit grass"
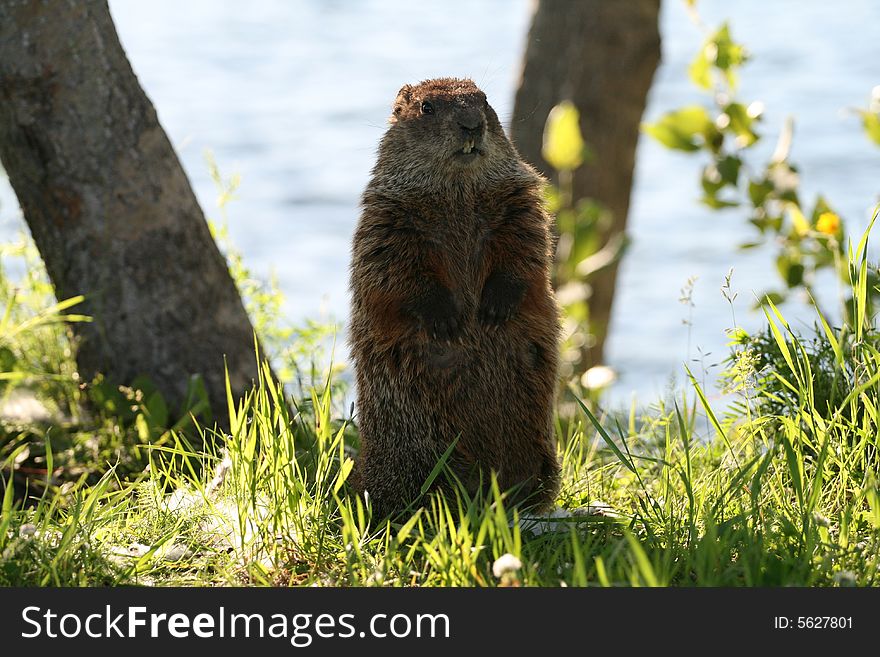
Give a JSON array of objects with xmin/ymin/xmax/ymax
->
[{"xmin": 3, "ymin": 306, "xmax": 878, "ymax": 586}]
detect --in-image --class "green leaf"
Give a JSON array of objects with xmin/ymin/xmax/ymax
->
[
  {"xmin": 690, "ymin": 23, "xmax": 748, "ymax": 90},
  {"xmin": 574, "ymin": 396, "xmax": 636, "ymax": 474},
  {"xmin": 333, "ymin": 457, "xmax": 354, "ymax": 495},
  {"xmin": 753, "ymin": 291, "xmax": 786, "ymax": 309},
  {"xmin": 762, "ymin": 299, "xmax": 796, "ymax": 376},
  {"xmin": 776, "ymin": 252, "xmax": 804, "ymax": 288},
  {"xmin": 625, "ymin": 532, "xmax": 660, "ymax": 587},
  {"xmin": 722, "ymin": 102, "xmax": 759, "ymax": 147},
  {"xmin": 89, "ymin": 375, "xmax": 136, "ymax": 421},
  {"xmin": 181, "ymin": 374, "xmax": 211, "ymax": 422},
  {"xmin": 701, "ymin": 165, "xmax": 724, "ymax": 196},
  {"xmin": 144, "ymin": 390, "xmax": 168, "ymax": 433},
  {"xmin": 717, "ymin": 155, "xmax": 742, "ymax": 185},
  {"xmin": 0, "ymin": 346, "xmax": 16, "ymax": 372},
  {"xmin": 780, "ymin": 432, "xmax": 803, "ymax": 507},
  {"xmin": 689, "ymin": 49, "xmax": 712, "ymax": 90},
  {"xmin": 0, "ymin": 469, "xmax": 15, "ymax": 550},
  {"xmin": 748, "ymin": 179, "xmax": 774, "ymax": 207},
  {"xmin": 700, "ymin": 195, "xmax": 739, "ymax": 209},
  {"xmin": 135, "ymin": 414, "xmax": 151, "ymax": 443},
  {"xmin": 711, "ymin": 24, "xmax": 747, "ymax": 72},
  {"xmin": 787, "ymin": 263, "xmax": 805, "ymax": 287},
  {"xmin": 810, "ymin": 291, "xmax": 844, "ymax": 369},
  {"xmin": 685, "ymin": 365, "xmax": 738, "ymax": 462},
  {"xmin": 130, "ymin": 374, "xmax": 158, "ymax": 399},
  {"xmin": 860, "ymin": 111, "xmax": 880, "ymax": 146},
  {"xmin": 642, "ymin": 106, "xmax": 713, "ymax": 152},
  {"xmin": 419, "ymin": 435, "xmax": 460, "ymax": 495},
  {"xmin": 787, "ymin": 202, "xmax": 810, "ymax": 237},
  {"xmin": 542, "ymin": 101, "xmax": 589, "ymax": 171},
  {"xmin": 395, "ymin": 509, "xmax": 423, "ymax": 544}
]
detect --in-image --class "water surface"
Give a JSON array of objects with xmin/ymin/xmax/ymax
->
[{"xmin": 1, "ymin": 0, "xmax": 877, "ymax": 403}]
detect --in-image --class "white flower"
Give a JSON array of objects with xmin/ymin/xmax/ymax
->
[
  {"xmin": 492, "ymin": 553, "xmax": 522, "ymax": 578},
  {"xmin": 127, "ymin": 542, "xmax": 151, "ymax": 557},
  {"xmin": 833, "ymin": 571, "xmax": 856, "ymax": 587},
  {"xmin": 158, "ymin": 543, "xmax": 192, "ymax": 562},
  {"xmin": 768, "ymin": 163, "xmax": 799, "ymax": 193},
  {"xmin": 581, "ymin": 365, "xmax": 616, "ymax": 390}
]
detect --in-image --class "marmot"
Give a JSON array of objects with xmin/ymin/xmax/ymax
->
[{"xmin": 349, "ymin": 77, "xmax": 560, "ymax": 518}]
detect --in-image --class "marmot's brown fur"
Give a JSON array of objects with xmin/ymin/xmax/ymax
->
[{"xmin": 349, "ymin": 77, "xmax": 560, "ymax": 518}]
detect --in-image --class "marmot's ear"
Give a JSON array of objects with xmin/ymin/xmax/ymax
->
[
  {"xmin": 390, "ymin": 84, "xmax": 413, "ymax": 123},
  {"xmin": 395, "ymin": 84, "xmax": 413, "ymax": 106}
]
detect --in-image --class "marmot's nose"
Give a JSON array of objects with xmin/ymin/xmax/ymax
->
[{"xmin": 457, "ymin": 114, "xmax": 485, "ymax": 140}]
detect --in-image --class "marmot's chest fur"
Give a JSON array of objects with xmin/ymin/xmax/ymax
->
[
  {"xmin": 349, "ymin": 77, "xmax": 561, "ymax": 518},
  {"xmin": 404, "ymin": 192, "xmax": 511, "ymax": 301}
]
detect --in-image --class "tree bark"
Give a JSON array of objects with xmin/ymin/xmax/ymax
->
[
  {"xmin": 512, "ymin": 0, "xmax": 661, "ymax": 369},
  {"xmin": 0, "ymin": 0, "xmax": 259, "ymax": 418}
]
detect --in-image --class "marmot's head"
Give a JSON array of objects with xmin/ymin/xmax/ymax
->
[{"xmin": 376, "ymin": 78, "xmax": 514, "ymax": 184}]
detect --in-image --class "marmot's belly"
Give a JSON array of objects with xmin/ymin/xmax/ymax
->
[{"xmin": 367, "ymin": 315, "xmax": 557, "ymax": 472}]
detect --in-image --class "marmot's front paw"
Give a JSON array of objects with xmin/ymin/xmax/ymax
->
[
  {"xmin": 425, "ymin": 312, "xmax": 460, "ymax": 341},
  {"xmin": 479, "ymin": 272, "xmax": 525, "ymax": 327},
  {"xmin": 410, "ymin": 285, "xmax": 462, "ymax": 341}
]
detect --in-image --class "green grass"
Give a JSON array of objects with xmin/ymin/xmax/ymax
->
[{"xmin": 1, "ymin": 218, "xmax": 879, "ymax": 587}]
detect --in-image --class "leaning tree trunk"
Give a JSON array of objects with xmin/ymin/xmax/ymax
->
[
  {"xmin": 512, "ymin": 0, "xmax": 661, "ymax": 370},
  {"xmin": 0, "ymin": 0, "xmax": 260, "ymax": 419}
]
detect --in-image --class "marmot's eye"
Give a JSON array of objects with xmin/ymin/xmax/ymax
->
[{"xmin": 421, "ymin": 100, "xmax": 435, "ymax": 115}]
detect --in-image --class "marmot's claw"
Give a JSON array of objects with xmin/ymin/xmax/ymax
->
[
  {"xmin": 431, "ymin": 315, "xmax": 460, "ymax": 342},
  {"xmin": 410, "ymin": 284, "xmax": 461, "ymax": 341},
  {"xmin": 478, "ymin": 272, "xmax": 524, "ymax": 328},
  {"xmin": 478, "ymin": 302, "xmax": 509, "ymax": 327}
]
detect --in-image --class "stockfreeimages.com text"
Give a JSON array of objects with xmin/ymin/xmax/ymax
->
[{"xmin": 21, "ymin": 605, "xmax": 450, "ymax": 647}]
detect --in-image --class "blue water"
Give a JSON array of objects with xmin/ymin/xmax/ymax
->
[{"xmin": 1, "ymin": 0, "xmax": 877, "ymax": 403}]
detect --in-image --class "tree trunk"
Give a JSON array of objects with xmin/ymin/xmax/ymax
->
[
  {"xmin": 512, "ymin": 0, "xmax": 661, "ymax": 369},
  {"xmin": 0, "ymin": 0, "xmax": 259, "ymax": 419}
]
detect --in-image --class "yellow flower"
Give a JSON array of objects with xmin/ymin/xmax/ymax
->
[{"xmin": 816, "ymin": 212, "xmax": 841, "ymax": 236}]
